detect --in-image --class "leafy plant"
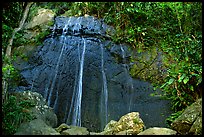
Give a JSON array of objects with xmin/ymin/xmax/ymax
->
[
  {"xmin": 2, "ymin": 95, "xmax": 35, "ymax": 135},
  {"xmin": 165, "ymin": 110, "xmax": 183, "ymax": 127},
  {"xmin": 2, "ymin": 2, "xmax": 202, "ymax": 130}
]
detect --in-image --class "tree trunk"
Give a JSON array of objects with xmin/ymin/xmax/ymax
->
[
  {"xmin": 2, "ymin": 2, "xmax": 34, "ymax": 104},
  {"xmin": 5, "ymin": 2, "xmax": 33, "ymax": 58}
]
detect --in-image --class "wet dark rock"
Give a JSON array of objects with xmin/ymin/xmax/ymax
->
[
  {"xmin": 13, "ymin": 16, "xmax": 173, "ymax": 132},
  {"xmin": 52, "ymin": 16, "xmax": 115, "ymax": 39}
]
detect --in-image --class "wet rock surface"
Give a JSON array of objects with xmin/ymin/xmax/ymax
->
[{"xmin": 13, "ymin": 16, "xmax": 173, "ymax": 132}]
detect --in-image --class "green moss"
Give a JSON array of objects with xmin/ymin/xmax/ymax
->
[
  {"xmin": 133, "ymin": 118, "xmax": 139, "ymax": 124},
  {"xmin": 61, "ymin": 10, "xmax": 74, "ymax": 17},
  {"xmin": 47, "ymin": 21, "xmax": 54, "ymax": 26},
  {"xmin": 35, "ymin": 29, "xmax": 51, "ymax": 45}
]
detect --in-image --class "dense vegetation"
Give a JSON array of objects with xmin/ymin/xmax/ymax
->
[
  {"xmin": 2, "ymin": 95, "xmax": 35, "ymax": 135},
  {"xmin": 2, "ymin": 2, "xmax": 202, "ymax": 134}
]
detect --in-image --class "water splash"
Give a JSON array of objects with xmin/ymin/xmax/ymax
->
[
  {"xmin": 120, "ymin": 45, "xmax": 134, "ymax": 112},
  {"xmin": 100, "ymin": 44, "xmax": 108, "ymax": 130},
  {"xmin": 73, "ymin": 17, "xmax": 82, "ymax": 33}
]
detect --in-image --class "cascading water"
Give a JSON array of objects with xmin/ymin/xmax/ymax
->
[
  {"xmin": 65, "ymin": 42, "xmax": 80, "ymax": 124},
  {"xmin": 16, "ymin": 16, "xmax": 173, "ymax": 131},
  {"xmin": 47, "ymin": 20, "xmax": 70, "ymax": 107},
  {"xmin": 71, "ymin": 37, "xmax": 86, "ymax": 126},
  {"xmin": 120, "ymin": 45, "xmax": 134, "ymax": 112},
  {"xmin": 100, "ymin": 44, "xmax": 108, "ymax": 130},
  {"xmin": 128, "ymin": 79, "xmax": 134, "ymax": 112},
  {"xmin": 63, "ymin": 17, "xmax": 86, "ymax": 127}
]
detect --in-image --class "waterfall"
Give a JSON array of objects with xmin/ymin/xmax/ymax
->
[
  {"xmin": 73, "ymin": 16, "xmax": 82, "ymax": 33},
  {"xmin": 63, "ymin": 17, "xmax": 85, "ymax": 126},
  {"xmin": 120, "ymin": 45, "xmax": 134, "ymax": 112},
  {"xmin": 128, "ymin": 79, "xmax": 134, "ymax": 112},
  {"xmin": 100, "ymin": 44, "xmax": 108, "ymax": 130},
  {"xmin": 65, "ymin": 42, "xmax": 80, "ymax": 124},
  {"xmin": 69, "ymin": 37, "xmax": 86, "ymax": 126},
  {"xmin": 47, "ymin": 20, "xmax": 70, "ymax": 107}
]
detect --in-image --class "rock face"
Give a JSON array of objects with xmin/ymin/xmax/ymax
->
[
  {"xmin": 13, "ymin": 15, "xmax": 173, "ymax": 131},
  {"xmin": 138, "ymin": 127, "xmax": 177, "ymax": 135},
  {"xmin": 171, "ymin": 98, "xmax": 202, "ymax": 135}
]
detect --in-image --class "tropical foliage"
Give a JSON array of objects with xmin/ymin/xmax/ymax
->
[
  {"xmin": 2, "ymin": 2, "xmax": 202, "ymax": 132},
  {"xmin": 2, "ymin": 95, "xmax": 35, "ymax": 135}
]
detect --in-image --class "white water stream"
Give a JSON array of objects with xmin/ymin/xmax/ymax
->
[
  {"xmin": 100, "ymin": 44, "xmax": 108, "ymax": 130},
  {"xmin": 71, "ymin": 38, "xmax": 86, "ymax": 126},
  {"xmin": 47, "ymin": 20, "xmax": 70, "ymax": 107},
  {"xmin": 120, "ymin": 45, "xmax": 134, "ymax": 112}
]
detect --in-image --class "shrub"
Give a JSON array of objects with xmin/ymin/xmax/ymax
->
[{"xmin": 2, "ymin": 95, "xmax": 35, "ymax": 135}]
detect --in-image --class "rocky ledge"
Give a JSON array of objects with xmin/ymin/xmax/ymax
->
[{"xmin": 13, "ymin": 91, "xmax": 201, "ymax": 135}]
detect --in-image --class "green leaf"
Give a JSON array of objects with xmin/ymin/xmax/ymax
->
[
  {"xmin": 185, "ymin": 56, "xmax": 189, "ymax": 61},
  {"xmin": 2, "ymin": 67, "xmax": 7, "ymax": 72},
  {"xmin": 178, "ymin": 74, "xmax": 186, "ymax": 82},
  {"xmin": 190, "ymin": 85, "xmax": 194, "ymax": 91},
  {"xmin": 168, "ymin": 78, "xmax": 174, "ymax": 85},
  {"xmin": 160, "ymin": 83, "xmax": 167, "ymax": 89},
  {"xmin": 183, "ymin": 77, "xmax": 189, "ymax": 84}
]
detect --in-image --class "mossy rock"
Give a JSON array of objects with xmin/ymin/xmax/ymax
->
[{"xmin": 171, "ymin": 98, "xmax": 202, "ymax": 135}]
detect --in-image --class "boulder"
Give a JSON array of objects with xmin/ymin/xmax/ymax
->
[
  {"xmin": 113, "ymin": 112, "xmax": 145, "ymax": 135},
  {"xmin": 104, "ymin": 120, "xmax": 117, "ymax": 131},
  {"xmin": 23, "ymin": 8, "xmax": 56, "ymax": 43},
  {"xmin": 14, "ymin": 119, "xmax": 60, "ymax": 135},
  {"xmin": 171, "ymin": 98, "xmax": 202, "ymax": 135},
  {"xmin": 98, "ymin": 112, "xmax": 145, "ymax": 135},
  {"xmin": 55, "ymin": 123, "xmax": 70, "ymax": 133},
  {"xmin": 25, "ymin": 8, "xmax": 55, "ymax": 30},
  {"xmin": 61, "ymin": 125, "xmax": 89, "ymax": 135},
  {"xmin": 138, "ymin": 127, "xmax": 177, "ymax": 135},
  {"xmin": 55, "ymin": 123, "xmax": 89, "ymax": 135},
  {"xmin": 11, "ymin": 91, "xmax": 58, "ymax": 127},
  {"xmin": 13, "ymin": 8, "xmax": 56, "ymax": 71}
]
